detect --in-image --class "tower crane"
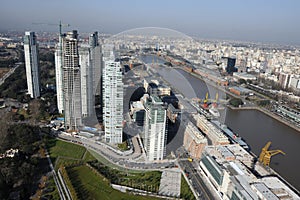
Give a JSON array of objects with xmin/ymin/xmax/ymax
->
[
  {"xmin": 32, "ymin": 21, "xmax": 70, "ymax": 36},
  {"xmin": 258, "ymin": 141, "xmax": 285, "ymax": 166}
]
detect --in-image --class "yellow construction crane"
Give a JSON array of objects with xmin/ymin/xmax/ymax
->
[
  {"xmin": 259, "ymin": 141, "xmax": 285, "ymax": 166},
  {"xmin": 203, "ymin": 92, "xmax": 209, "ymax": 104},
  {"xmin": 198, "ymin": 92, "xmax": 219, "ymax": 104}
]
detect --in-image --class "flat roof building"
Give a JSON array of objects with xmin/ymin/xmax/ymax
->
[
  {"xmin": 183, "ymin": 122, "xmax": 207, "ymax": 159},
  {"xmin": 192, "ymin": 114, "xmax": 229, "ymax": 145},
  {"xmin": 200, "ymin": 145, "xmax": 299, "ymax": 200}
]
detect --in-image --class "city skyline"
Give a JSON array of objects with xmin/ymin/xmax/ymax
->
[{"xmin": 1, "ymin": 0, "xmax": 300, "ymax": 45}]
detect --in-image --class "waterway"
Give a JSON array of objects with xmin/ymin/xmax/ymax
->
[{"xmin": 140, "ymin": 54, "xmax": 300, "ymax": 190}]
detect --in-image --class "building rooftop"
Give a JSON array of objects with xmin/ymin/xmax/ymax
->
[
  {"xmin": 229, "ymin": 86, "xmax": 252, "ymax": 94},
  {"xmin": 131, "ymin": 101, "xmax": 145, "ymax": 110},
  {"xmin": 251, "ymin": 183, "xmax": 279, "ymax": 200},
  {"xmin": 186, "ymin": 122, "xmax": 207, "ymax": 144},
  {"xmin": 262, "ymin": 177, "xmax": 300, "ymax": 200}
]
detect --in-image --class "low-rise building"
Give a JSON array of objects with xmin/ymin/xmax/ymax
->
[
  {"xmin": 229, "ymin": 86, "xmax": 253, "ymax": 96},
  {"xmin": 233, "ymin": 72, "xmax": 257, "ymax": 81},
  {"xmin": 130, "ymin": 101, "xmax": 145, "ymax": 126},
  {"xmin": 183, "ymin": 122, "xmax": 207, "ymax": 159},
  {"xmin": 200, "ymin": 145, "xmax": 299, "ymax": 200},
  {"xmin": 192, "ymin": 114, "xmax": 229, "ymax": 145},
  {"xmin": 167, "ymin": 104, "xmax": 180, "ymax": 123}
]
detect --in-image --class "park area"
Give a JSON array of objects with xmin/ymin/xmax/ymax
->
[{"xmin": 45, "ymin": 137, "xmax": 194, "ymax": 200}]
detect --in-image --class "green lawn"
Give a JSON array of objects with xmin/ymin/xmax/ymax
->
[
  {"xmin": 89, "ymin": 160, "xmax": 162, "ymax": 193},
  {"xmin": 180, "ymin": 175, "xmax": 195, "ymax": 200},
  {"xmin": 117, "ymin": 140, "xmax": 129, "ymax": 151},
  {"xmin": 119, "ymin": 171, "xmax": 162, "ymax": 192},
  {"xmin": 47, "ymin": 139, "xmax": 86, "ymax": 161},
  {"xmin": 83, "ymin": 150, "xmax": 97, "ymax": 162},
  {"xmin": 68, "ymin": 165, "xmax": 161, "ymax": 200},
  {"xmin": 45, "ymin": 138, "xmax": 163, "ymax": 199}
]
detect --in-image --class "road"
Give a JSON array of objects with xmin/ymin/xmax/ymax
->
[
  {"xmin": 57, "ymin": 133, "xmax": 175, "ymax": 171},
  {"xmin": 177, "ymin": 150, "xmax": 220, "ymax": 200},
  {"xmin": 0, "ymin": 64, "xmax": 21, "ymax": 86}
]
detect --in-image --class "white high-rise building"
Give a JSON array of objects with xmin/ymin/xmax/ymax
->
[
  {"xmin": 102, "ymin": 46, "xmax": 123, "ymax": 144},
  {"xmin": 23, "ymin": 31, "xmax": 40, "ymax": 98},
  {"xmin": 62, "ymin": 30, "xmax": 82, "ymax": 130},
  {"xmin": 143, "ymin": 95, "xmax": 167, "ymax": 161},
  {"xmin": 55, "ymin": 37, "xmax": 64, "ymax": 113}
]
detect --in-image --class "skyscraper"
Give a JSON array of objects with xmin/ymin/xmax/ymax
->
[
  {"xmin": 79, "ymin": 32, "xmax": 101, "ymax": 118},
  {"xmin": 62, "ymin": 30, "xmax": 82, "ymax": 130},
  {"xmin": 143, "ymin": 95, "xmax": 167, "ymax": 161},
  {"xmin": 23, "ymin": 31, "xmax": 40, "ymax": 98},
  {"xmin": 226, "ymin": 57, "xmax": 238, "ymax": 74},
  {"xmin": 55, "ymin": 35, "xmax": 64, "ymax": 113},
  {"xmin": 89, "ymin": 32, "xmax": 102, "ymax": 97},
  {"xmin": 102, "ymin": 46, "xmax": 123, "ymax": 144},
  {"xmin": 79, "ymin": 47, "xmax": 93, "ymax": 117},
  {"xmin": 89, "ymin": 31, "xmax": 98, "ymax": 48}
]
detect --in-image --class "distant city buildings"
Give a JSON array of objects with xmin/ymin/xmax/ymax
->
[
  {"xmin": 225, "ymin": 57, "xmax": 238, "ymax": 74},
  {"xmin": 23, "ymin": 31, "xmax": 40, "ymax": 98},
  {"xmin": 102, "ymin": 45, "xmax": 123, "ymax": 144},
  {"xmin": 278, "ymin": 72, "xmax": 291, "ymax": 89}
]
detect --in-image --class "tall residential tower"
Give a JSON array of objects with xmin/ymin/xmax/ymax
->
[
  {"xmin": 102, "ymin": 45, "xmax": 123, "ymax": 144},
  {"xmin": 62, "ymin": 30, "xmax": 82, "ymax": 130},
  {"xmin": 55, "ymin": 34, "xmax": 64, "ymax": 113},
  {"xmin": 24, "ymin": 31, "xmax": 40, "ymax": 98},
  {"xmin": 143, "ymin": 95, "xmax": 167, "ymax": 161}
]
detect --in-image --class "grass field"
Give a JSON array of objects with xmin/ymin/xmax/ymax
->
[
  {"xmin": 45, "ymin": 138, "xmax": 193, "ymax": 199},
  {"xmin": 47, "ymin": 139, "xmax": 86, "ymax": 160},
  {"xmin": 68, "ymin": 165, "xmax": 161, "ymax": 200},
  {"xmin": 89, "ymin": 160, "xmax": 162, "ymax": 193},
  {"xmin": 180, "ymin": 175, "xmax": 196, "ymax": 200}
]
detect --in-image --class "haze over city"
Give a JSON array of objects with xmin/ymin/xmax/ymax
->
[{"xmin": 1, "ymin": 0, "xmax": 300, "ymax": 45}]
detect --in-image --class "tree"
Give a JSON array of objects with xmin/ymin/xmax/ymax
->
[
  {"xmin": 229, "ymin": 98, "xmax": 243, "ymax": 107},
  {"xmin": 257, "ymin": 100, "xmax": 270, "ymax": 106},
  {"xmin": 238, "ymin": 79, "xmax": 247, "ymax": 85}
]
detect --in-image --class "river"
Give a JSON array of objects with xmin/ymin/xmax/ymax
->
[{"xmin": 140, "ymin": 55, "xmax": 300, "ymax": 190}]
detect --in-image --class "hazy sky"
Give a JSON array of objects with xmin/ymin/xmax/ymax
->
[{"xmin": 1, "ymin": 0, "xmax": 300, "ymax": 44}]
